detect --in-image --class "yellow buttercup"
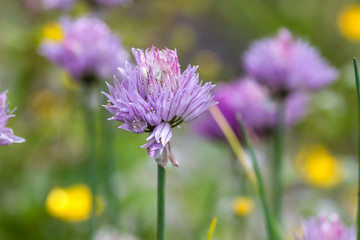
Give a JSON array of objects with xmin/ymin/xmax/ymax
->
[
  {"xmin": 42, "ymin": 22, "xmax": 63, "ymax": 43},
  {"xmin": 297, "ymin": 145, "xmax": 342, "ymax": 188},
  {"xmin": 338, "ymin": 5, "xmax": 360, "ymax": 41},
  {"xmin": 46, "ymin": 184, "xmax": 104, "ymax": 222},
  {"xmin": 231, "ymin": 196, "xmax": 254, "ymax": 216}
]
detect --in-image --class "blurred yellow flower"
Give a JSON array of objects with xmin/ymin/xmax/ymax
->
[
  {"xmin": 296, "ymin": 145, "xmax": 342, "ymax": 188},
  {"xmin": 231, "ymin": 196, "xmax": 254, "ymax": 216},
  {"xmin": 30, "ymin": 89, "xmax": 71, "ymax": 122},
  {"xmin": 46, "ymin": 184, "xmax": 104, "ymax": 222},
  {"xmin": 31, "ymin": 90, "xmax": 57, "ymax": 120},
  {"xmin": 193, "ymin": 50, "xmax": 221, "ymax": 82},
  {"xmin": 337, "ymin": 5, "xmax": 360, "ymax": 41},
  {"xmin": 42, "ymin": 22, "xmax": 63, "ymax": 42}
]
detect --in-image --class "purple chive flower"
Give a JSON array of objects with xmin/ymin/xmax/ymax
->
[
  {"xmin": 42, "ymin": 0, "xmax": 75, "ymax": 10},
  {"xmin": 103, "ymin": 47, "xmax": 216, "ymax": 167},
  {"xmin": 193, "ymin": 78, "xmax": 309, "ymax": 140},
  {"xmin": 243, "ymin": 29, "xmax": 338, "ymax": 96},
  {"xmin": 40, "ymin": 17, "xmax": 129, "ymax": 82},
  {"xmin": 0, "ymin": 90, "xmax": 25, "ymax": 146},
  {"xmin": 296, "ymin": 213, "xmax": 355, "ymax": 240}
]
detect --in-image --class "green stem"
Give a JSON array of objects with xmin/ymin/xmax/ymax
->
[
  {"xmin": 157, "ymin": 165, "xmax": 166, "ymax": 240},
  {"xmin": 237, "ymin": 115, "xmax": 281, "ymax": 240},
  {"xmin": 353, "ymin": 58, "xmax": 360, "ymax": 240},
  {"xmin": 83, "ymin": 84, "xmax": 98, "ymax": 238},
  {"xmin": 272, "ymin": 100, "xmax": 285, "ymax": 223}
]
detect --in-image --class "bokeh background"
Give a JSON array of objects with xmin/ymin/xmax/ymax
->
[{"xmin": 0, "ymin": 0, "xmax": 359, "ymax": 239}]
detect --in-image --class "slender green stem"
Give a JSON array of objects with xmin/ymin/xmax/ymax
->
[
  {"xmin": 237, "ymin": 115, "xmax": 282, "ymax": 240},
  {"xmin": 353, "ymin": 58, "xmax": 360, "ymax": 240},
  {"xmin": 272, "ymin": 100, "xmax": 285, "ymax": 223},
  {"xmin": 83, "ymin": 84, "xmax": 98, "ymax": 238},
  {"xmin": 157, "ymin": 165, "xmax": 166, "ymax": 240}
]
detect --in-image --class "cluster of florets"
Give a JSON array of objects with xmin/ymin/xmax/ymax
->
[
  {"xmin": 296, "ymin": 213, "xmax": 355, "ymax": 240},
  {"xmin": 243, "ymin": 29, "xmax": 338, "ymax": 97},
  {"xmin": 40, "ymin": 17, "xmax": 129, "ymax": 82},
  {"xmin": 103, "ymin": 47, "xmax": 216, "ymax": 166},
  {"xmin": 195, "ymin": 28, "xmax": 338, "ymax": 141}
]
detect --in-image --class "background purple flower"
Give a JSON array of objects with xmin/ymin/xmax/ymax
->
[
  {"xmin": 40, "ymin": 17, "xmax": 129, "ymax": 81},
  {"xmin": 243, "ymin": 29, "xmax": 338, "ymax": 95},
  {"xmin": 42, "ymin": 0, "xmax": 75, "ymax": 10},
  {"xmin": 193, "ymin": 77, "xmax": 309, "ymax": 140},
  {"xmin": 276, "ymin": 91, "xmax": 310, "ymax": 126},
  {"xmin": 103, "ymin": 47, "xmax": 216, "ymax": 166},
  {"xmin": 194, "ymin": 78, "xmax": 272, "ymax": 139},
  {"xmin": 296, "ymin": 213, "xmax": 355, "ymax": 240},
  {"xmin": 0, "ymin": 90, "xmax": 25, "ymax": 146}
]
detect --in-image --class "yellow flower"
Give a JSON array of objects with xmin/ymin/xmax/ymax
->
[
  {"xmin": 231, "ymin": 196, "xmax": 254, "ymax": 216},
  {"xmin": 337, "ymin": 5, "xmax": 360, "ymax": 42},
  {"xmin": 296, "ymin": 145, "xmax": 342, "ymax": 188},
  {"xmin": 46, "ymin": 184, "xmax": 104, "ymax": 222},
  {"xmin": 29, "ymin": 89, "xmax": 71, "ymax": 122},
  {"xmin": 41, "ymin": 22, "xmax": 63, "ymax": 43}
]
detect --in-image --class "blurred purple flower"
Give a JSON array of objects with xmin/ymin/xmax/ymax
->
[
  {"xmin": 296, "ymin": 213, "xmax": 355, "ymax": 240},
  {"xmin": 194, "ymin": 78, "xmax": 272, "ymax": 139},
  {"xmin": 243, "ymin": 29, "xmax": 338, "ymax": 96},
  {"xmin": 103, "ymin": 47, "xmax": 216, "ymax": 167},
  {"xmin": 282, "ymin": 91, "xmax": 309, "ymax": 126},
  {"xmin": 193, "ymin": 78, "xmax": 309, "ymax": 140},
  {"xmin": 0, "ymin": 90, "xmax": 25, "ymax": 146},
  {"xmin": 42, "ymin": 0, "xmax": 74, "ymax": 10},
  {"xmin": 39, "ymin": 17, "xmax": 129, "ymax": 82}
]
